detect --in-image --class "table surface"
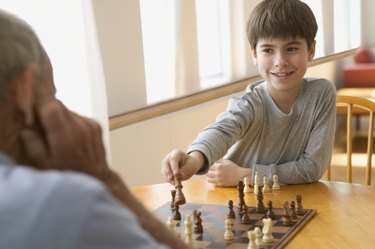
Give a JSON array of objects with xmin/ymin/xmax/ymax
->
[{"xmin": 131, "ymin": 176, "xmax": 375, "ymax": 249}]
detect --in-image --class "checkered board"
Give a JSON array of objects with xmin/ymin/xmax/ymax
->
[{"xmin": 154, "ymin": 202, "xmax": 316, "ymax": 249}]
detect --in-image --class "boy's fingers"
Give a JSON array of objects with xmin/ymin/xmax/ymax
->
[{"xmin": 20, "ymin": 129, "xmax": 49, "ymax": 169}]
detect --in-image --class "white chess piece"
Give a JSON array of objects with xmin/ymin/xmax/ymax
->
[
  {"xmin": 254, "ymin": 172, "xmax": 260, "ymax": 195},
  {"xmin": 224, "ymin": 218, "xmax": 234, "ymax": 240},
  {"xmin": 272, "ymin": 174, "xmax": 280, "ymax": 190},
  {"xmin": 166, "ymin": 216, "xmax": 175, "ymax": 233},
  {"xmin": 247, "ymin": 230, "xmax": 257, "ymax": 249},
  {"xmin": 262, "ymin": 176, "xmax": 270, "ymax": 192},
  {"xmin": 244, "ymin": 176, "xmax": 251, "ymax": 193},
  {"xmin": 262, "ymin": 218, "xmax": 274, "ymax": 243},
  {"xmin": 184, "ymin": 215, "xmax": 194, "ymax": 246},
  {"xmin": 254, "ymin": 227, "xmax": 263, "ymax": 247}
]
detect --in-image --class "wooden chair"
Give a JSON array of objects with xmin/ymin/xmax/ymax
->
[{"xmin": 328, "ymin": 95, "xmax": 375, "ymax": 185}]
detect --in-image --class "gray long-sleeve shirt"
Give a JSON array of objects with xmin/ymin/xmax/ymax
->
[{"xmin": 188, "ymin": 77, "xmax": 336, "ymax": 185}]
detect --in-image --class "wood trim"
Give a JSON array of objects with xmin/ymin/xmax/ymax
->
[{"xmin": 109, "ymin": 48, "xmax": 357, "ymax": 130}]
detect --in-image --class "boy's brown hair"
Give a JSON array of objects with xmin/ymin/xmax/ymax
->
[{"xmin": 247, "ymin": 0, "xmax": 317, "ymax": 51}]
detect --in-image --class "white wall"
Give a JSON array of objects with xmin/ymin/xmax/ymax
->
[{"xmin": 362, "ymin": 0, "xmax": 375, "ymax": 46}]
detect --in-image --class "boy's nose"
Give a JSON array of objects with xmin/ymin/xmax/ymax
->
[{"xmin": 274, "ymin": 53, "xmax": 289, "ymax": 67}]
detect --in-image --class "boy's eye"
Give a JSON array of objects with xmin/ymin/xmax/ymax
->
[
  {"xmin": 287, "ymin": 47, "xmax": 299, "ymax": 52},
  {"xmin": 262, "ymin": 48, "xmax": 273, "ymax": 53}
]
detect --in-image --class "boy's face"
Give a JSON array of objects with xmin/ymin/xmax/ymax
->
[{"xmin": 251, "ymin": 37, "xmax": 315, "ymax": 95}]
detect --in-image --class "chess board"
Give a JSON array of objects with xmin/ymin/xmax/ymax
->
[{"xmin": 154, "ymin": 202, "xmax": 316, "ymax": 249}]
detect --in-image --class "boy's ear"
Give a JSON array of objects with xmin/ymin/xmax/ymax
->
[
  {"xmin": 251, "ymin": 48, "xmax": 258, "ymax": 66},
  {"xmin": 308, "ymin": 40, "xmax": 316, "ymax": 61},
  {"xmin": 13, "ymin": 65, "xmax": 38, "ymax": 126}
]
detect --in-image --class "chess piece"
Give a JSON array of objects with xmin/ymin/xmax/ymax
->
[
  {"xmin": 193, "ymin": 210, "xmax": 203, "ymax": 234},
  {"xmin": 247, "ymin": 230, "xmax": 257, "ymax": 249},
  {"xmin": 170, "ymin": 190, "xmax": 176, "ymax": 213},
  {"xmin": 244, "ymin": 176, "xmax": 251, "ymax": 193},
  {"xmin": 227, "ymin": 200, "xmax": 236, "ymax": 220},
  {"xmin": 174, "ymin": 176, "xmax": 186, "ymax": 205},
  {"xmin": 266, "ymin": 200, "xmax": 275, "ymax": 219},
  {"xmin": 237, "ymin": 180, "xmax": 246, "ymax": 209},
  {"xmin": 282, "ymin": 201, "xmax": 293, "ymax": 225},
  {"xmin": 290, "ymin": 201, "xmax": 298, "ymax": 219},
  {"xmin": 224, "ymin": 218, "xmax": 234, "ymax": 240},
  {"xmin": 254, "ymin": 172, "xmax": 260, "ymax": 195},
  {"xmin": 262, "ymin": 176, "xmax": 270, "ymax": 193},
  {"xmin": 241, "ymin": 205, "xmax": 251, "ymax": 224},
  {"xmin": 256, "ymin": 186, "xmax": 265, "ymax": 213},
  {"xmin": 184, "ymin": 215, "xmax": 194, "ymax": 247},
  {"xmin": 272, "ymin": 174, "xmax": 280, "ymax": 190},
  {"xmin": 296, "ymin": 194, "xmax": 305, "ymax": 215},
  {"xmin": 173, "ymin": 204, "xmax": 181, "ymax": 221},
  {"xmin": 166, "ymin": 216, "xmax": 175, "ymax": 233},
  {"xmin": 254, "ymin": 227, "xmax": 263, "ymax": 247},
  {"xmin": 262, "ymin": 218, "xmax": 274, "ymax": 243}
]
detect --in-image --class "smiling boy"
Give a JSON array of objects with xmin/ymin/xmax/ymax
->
[{"xmin": 161, "ymin": 0, "xmax": 336, "ymax": 186}]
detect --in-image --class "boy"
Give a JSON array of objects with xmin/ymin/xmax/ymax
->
[{"xmin": 161, "ymin": 0, "xmax": 336, "ymax": 186}]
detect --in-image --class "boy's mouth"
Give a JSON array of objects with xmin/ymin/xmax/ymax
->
[{"xmin": 271, "ymin": 71, "xmax": 294, "ymax": 77}]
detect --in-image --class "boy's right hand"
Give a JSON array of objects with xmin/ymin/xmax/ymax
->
[{"xmin": 161, "ymin": 149, "xmax": 204, "ymax": 184}]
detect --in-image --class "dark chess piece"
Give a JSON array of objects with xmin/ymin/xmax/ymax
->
[
  {"xmin": 227, "ymin": 200, "xmax": 236, "ymax": 219},
  {"xmin": 266, "ymin": 200, "xmax": 275, "ymax": 219},
  {"xmin": 282, "ymin": 201, "xmax": 293, "ymax": 225},
  {"xmin": 256, "ymin": 186, "xmax": 265, "ymax": 213},
  {"xmin": 174, "ymin": 176, "xmax": 186, "ymax": 205},
  {"xmin": 296, "ymin": 194, "xmax": 305, "ymax": 215},
  {"xmin": 241, "ymin": 205, "xmax": 251, "ymax": 224},
  {"xmin": 170, "ymin": 190, "xmax": 176, "ymax": 213},
  {"xmin": 173, "ymin": 204, "xmax": 181, "ymax": 221},
  {"xmin": 237, "ymin": 180, "xmax": 246, "ymax": 209},
  {"xmin": 290, "ymin": 201, "xmax": 298, "ymax": 219},
  {"xmin": 193, "ymin": 209, "xmax": 203, "ymax": 234}
]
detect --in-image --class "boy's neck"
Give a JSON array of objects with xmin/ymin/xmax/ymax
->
[{"xmin": 267, "ymin": 84, "xmax": 301, "ymax": 114}]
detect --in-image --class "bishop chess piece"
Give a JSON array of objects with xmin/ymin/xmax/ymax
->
[
  {"xmin": 193, "ymin": 209, "xmax": 203, "ymax": 234},
  {"xmin": 247, "ymin": 230, "xmax": 257, "ymax": 249},
  {"xmin": 272, "ymin": 174, "xmax": 280, "ymax": 190},
  {"xmin": 255, "ymin": 186, "xmax": 266, "ymax": 213},
  {"xmin": 262, "ymin": 176, "xmax": 270, "ymax": 193},
  {"xmin": 282, "ymin": 201, "xmax": 293, "ymax": 225},
  {"xmin": 244, "ymin": 176, "xmax": 251, "ymax": 193},
  {"xmin": 254, "ymin": 171, "xmax": 260, "ymax": 195},
  {"xmin": 174, "ymin": 176, "xmax": 186, "ymax": 205}
]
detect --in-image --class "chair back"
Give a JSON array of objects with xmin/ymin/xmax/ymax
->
[{"xmin": 328, "ymin": 95, "xmax": 375, "ymax": 185}]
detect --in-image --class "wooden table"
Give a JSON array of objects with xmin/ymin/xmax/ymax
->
[{"xmin": 132, "ymin": 176, "xmax": 375, "ymax": 249}]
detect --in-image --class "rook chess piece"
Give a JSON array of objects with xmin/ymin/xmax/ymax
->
[
  {"xmin": 174, "ymin": 176, "xmax": 186, "ymax": 205},
  {"xmin": 272, "ymin": 174, "xmax": 280, "ymax": 190}
]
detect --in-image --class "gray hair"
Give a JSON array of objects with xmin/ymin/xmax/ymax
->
[{"xmin": 0, "ymin": 9, "xmax": 46, "ymax": 101}]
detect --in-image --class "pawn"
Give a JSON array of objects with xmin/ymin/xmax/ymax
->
[
  {"xmin": 173, "ymin": 204, "xmax": 181, "ymax": 221},
  {"xmin": 241, "ymin": 205, "xmax": 251, "ymax": 224},
  {"xmin": 290, "ymin": 201, "xmax": 298, "ymax": 220},
  {"xmin": 254, "ymin": 227, "xmax": 263, "ymax": 247},
  {"xmin": 262, "ymin": 176, "xmax": 270, "ymax": 193},
  {"xmin": 224, "ymin": 218, "xmax": 234, "ymax": 240},
  {"xmin": 244, "ymin": 176, "xmax": 251, "ymax": 193},
  {"xmin": 184, "ymin": 215, "xmax": 194, "ymax": 247},
  {"xmin": 272, "ymin": 175, "xmax": 280, "ymax": 190},
  {"xmin": 266, "ymin": 200, "xmax": 275, "ymax": 219},
  {"xmin": 247, "ymin": 230, "xmax": 257, "ymax": 249},
  {"xmin": 227, "ymin": 200, "xmax": 236, "ymax": 220},
  {"xmin": 166, "ymin": 216, "xmax": 175, "ymax": 233}
]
